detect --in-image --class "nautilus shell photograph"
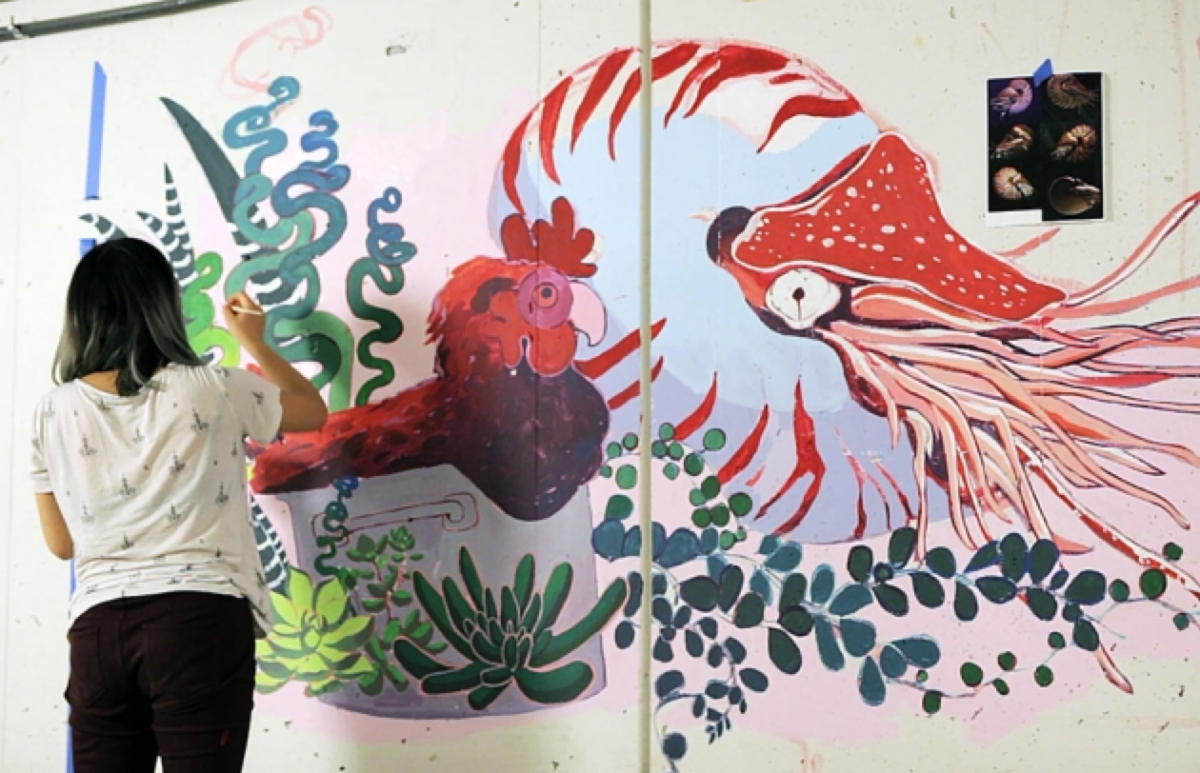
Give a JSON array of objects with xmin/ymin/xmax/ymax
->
[{"xmin": 987, "ymin": 71, "xmax": 1104, "ymax": 224}]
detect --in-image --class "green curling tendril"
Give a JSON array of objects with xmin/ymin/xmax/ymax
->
[
  {"xmin": 314, "ymin": 490, "xmax": 350, "ymax": 577},
  {"xmin": 273, "ymin": 307, "xmax": 356, "ymax": 411},
  {"xmin": 348, "ymin": 257, "xmax": 405, "ymax": 406},
  {"xmin": 224, "ymin": 189, "xmax": 355, "ymax": 411},
  {"xmin": 181, "ymin": 251, "xmax": 239, "ymax": 365}
]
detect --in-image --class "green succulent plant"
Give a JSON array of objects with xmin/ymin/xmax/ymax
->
[
  {"xmin": 256, "ymin": 567, "xmax": 377, "ymax": 696},
  {"xmin": 394, "ymin": 547, "xmax": 627, "ymax": 710}
]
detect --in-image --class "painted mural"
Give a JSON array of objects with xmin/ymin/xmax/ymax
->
[{"xmin": 83, "ymin": 29, "xmax": 1200, "ymax": 771}]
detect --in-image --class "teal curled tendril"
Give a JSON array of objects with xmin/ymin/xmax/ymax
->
[
  {"xmin": 313, "ymin": 479, "xmax": 354, "ymax": 577},
  {"xmin": 220, "ymin": 81, "xmax": 356, "ymax": 411},
  {"xmin": 222, "ymin": 75, "xmax": 299, "ymax": 175},
  {"xmin": 348, "ymin": 187, "xmax": 418, "ymax": 405},
  {"xmin": 298, "ymin": 109, "xmax": 343, "ymax": 172}
]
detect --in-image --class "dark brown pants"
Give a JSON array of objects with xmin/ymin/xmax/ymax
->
[{"xmin": 66, "ymin": 591, "xmax": 256, "ymax": 773}]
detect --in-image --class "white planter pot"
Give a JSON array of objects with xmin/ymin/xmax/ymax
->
[{"xmin": 273, "ymin": 463, "xmax": 608, "ymax": 718}]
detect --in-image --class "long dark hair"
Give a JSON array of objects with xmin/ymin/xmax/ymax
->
[{"xmin": 54, "ymin": 238, "xmax": 203, "ymax": 396}]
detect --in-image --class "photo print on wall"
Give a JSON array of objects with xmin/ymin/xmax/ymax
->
[{"xmin": 987, "ymin": 72, "xmax": 1103, "ymax": 226}]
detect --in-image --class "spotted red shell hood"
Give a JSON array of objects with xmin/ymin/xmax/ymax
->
[{"xmin": 729, "ymin": 132, "xmax": 1066, "ymax": 322}]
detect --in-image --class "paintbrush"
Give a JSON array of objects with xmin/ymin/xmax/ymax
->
[{"xmin": 230, "ymin": 305, "xmax": 265, "ymax": 316}]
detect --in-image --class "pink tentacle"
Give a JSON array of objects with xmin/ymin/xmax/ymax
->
[{"xmin": 1057, "ymin": 189, "xmax": 1200, "ymax": 310}]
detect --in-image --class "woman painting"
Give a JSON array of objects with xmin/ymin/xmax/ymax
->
[{"xmin": 29, "ymin": 238, "xmax": 327, "ymax": 772}]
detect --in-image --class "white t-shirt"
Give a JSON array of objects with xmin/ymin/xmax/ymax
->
[{"xmin": 29, "ymin": 363, "xmax": 283, "ymax": 634}]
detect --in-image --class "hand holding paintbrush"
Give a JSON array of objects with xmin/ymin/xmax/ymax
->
[{"xmin": 225, "ymin": 291, "xmax": 267, "ymax": 349}]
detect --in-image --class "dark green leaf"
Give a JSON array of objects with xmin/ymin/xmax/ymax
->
[
  {"xmin": 1140, "ymin": 569, "xmax": 1168, "ymax": 600},
  {"xmin": 964, "ymin": 541, "xmax": 1001, "ymax": 573},
  {"xmin": 685, "ymin": 629, "xmax": 704, "ymax": 657},
  {"xmin": 925, "ymin": 547, "xmax": 957, "ymax": 579},
  {"xmin": 704, "ymin": 680, "xmax": 729, "ymax": 699},
  {"xmin": 892, "ymin": 636, "xmax": 941, "ymax": 668},
  {"xmin": 1034, "ymin": 665, "xmax": 1054, "ymax": 686},
  {"xmin": 847, "ymin": 545, "xmax": 874, "ymax": 582},
  {"xmin": 779, "ymin": 607, "xmax": 814, "ymax": 637},
  {"xmin": 911, "ymin": 572, "xmax": 945, "ymax": 608},
  {"xmin": 1025, "ymin": 587, "xmax": 1057, "ymax": 621},
  {"xmin": 739, "ymin": 667, "xmax": 769, "ymax": 692},
  {"xmin": 697, "ymin": 617, "xmax": 718, "ymax": 639},
  {"xmin": 591, "ymin": 521, "xmax": 626, "ymax": 561},
  {"xmin": 614, "ymin": 620, "xmax": 635, "ymax": 649},
  {"xmin": 768, "ymin": 627, "xmax": 802, "ymax": 675},
  {"xmin": 680, "ymin": 576, "xmax": 720, "ymax": 612},
  {"xmin": 605, "ymin": 494, "xmax": 634, "ymax": 521},
  {"xmin": 922, "ymin": 691, "xmax": 942, "ymax": 714},
  {"xmin": 758, "ymin": 535, "xmax": 780, "ymax": 555},
  {"xmin": 1049, "ymin": 569, "xmax": 1069, "ymax": 590},
  {"xmin": 726, "ymin": 636, "xmax": 749, "ymax": 665},
  {"xmin": 652, "ymin": 597, "xmax": 673, "ymax": 627},
  {"xmin": 655, "ymin": 670, "xmax": 685, "ymax": 699},
  {"xmin": 718, "ymin": 565, "xmax": 745, "ymax": 613},
  {"xmin": 700, "ymin": 527, "xmax": 719, "ymax": 555},
  {"xmin": 999, "ymin": 533, "xmax": 1028, "ymax": 582},
  {"xmin": 954, "ymin": 581, "xmax": 979, "ymax": 621},
  {"xmin": 778, "ymin": 573, "xmax": 807, "ymax": 612},
  {"xmin": 659, "ymin": 528, "xmax": 702, "ymax": 569},
  {"xmin": 1073, "ymin": 619, "xmax": 1100, "ymax": 651},
  {"xmin": 840, "ymin": 618, "xmax": 877, "ymax": 657},
  {"xmin": 872, "ymin": 583, "xmax": 909, "ymax": 616},
  {"xmin": 960, "ymin": 661, "xmax": 984, "ymax": 687},
  {"xmin": 829, "ymin": 584, "xmax": 874, "ymax": 616},
  {"xmin": 888, "ymin": 527, "xmax": 918, "ymax": 566},
  {"xmin": 750, "ymin": 569, "xmax": 773, "ymax": 605},
  {"xmin": 858, "ymin": 656, "xmax": 887, "ymax": 706},
  {"xmin": 1028, "ymin": 539, "xmax": 1059, "ymax": 585},
  {"xmin": 1108, "ymin": 579, "xmax": 1130, "ymax": 602},
  {"xmin": 1062, "ymin": 602, "xmax": 1083, "ymax": 622},
  {"xmin": 662, "ymin": 732, "xmax": 687, "ymax": 762},
  {"xmin": 976, "ymin": 576, "xmax": 1018, "ymax": 604},
  {"xmin": 624, "ymin": 572, "xmax": 643, "ymax": 617},
  {"xmin": 765, "ymin": 543, "xmax": 803, "ymax": 573},
  {"xmin": 879, "ymin": 644, "xmax": 907, "ymax": 679},
  {"xmin": 1064, "ymin": 570, "xmax": 1107, "ymax": 605},
  {"xmin": 814, "ymin": 616, "xmax": 845, "ymax": 671},
  {"xmin": 653, "ymin": 638, "xmax": 674, "ymax": 663},
  {"xmin": 733, "ymin": 594, "xmax": 765, "ymax": 628},
  {"xmin": 622, "ymin": 525, "xmax": 642, "ymax": 558},
  {"xmin": 810, "ymin": 565, "xmax": 836, "ymax": 605}
]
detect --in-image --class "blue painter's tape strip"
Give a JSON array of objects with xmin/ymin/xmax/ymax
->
[
  {"xmin": 84, "ymin": 62, "xmax": 107, "ymax": 201},
  {"xmin": 71, "ymin": 61, "xmax": 107, "ymax": 773},
  {"xmin": 1032, "ymin": 58, "xmax": 1054, "ymax": 87}
]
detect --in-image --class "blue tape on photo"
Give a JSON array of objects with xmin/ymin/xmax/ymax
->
[{"xmin": 1032, "ymin": 58, "xmax": 1054, "ymax": 87}]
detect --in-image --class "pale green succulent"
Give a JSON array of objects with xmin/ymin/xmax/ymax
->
[{"xmin": 256, "ymin": 567, "xmax": 376, "ymax": 696}]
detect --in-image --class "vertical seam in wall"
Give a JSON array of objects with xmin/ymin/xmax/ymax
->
[{"xmin": 636, "ymin": 1, "xmax": 653, "ymax": 771}]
